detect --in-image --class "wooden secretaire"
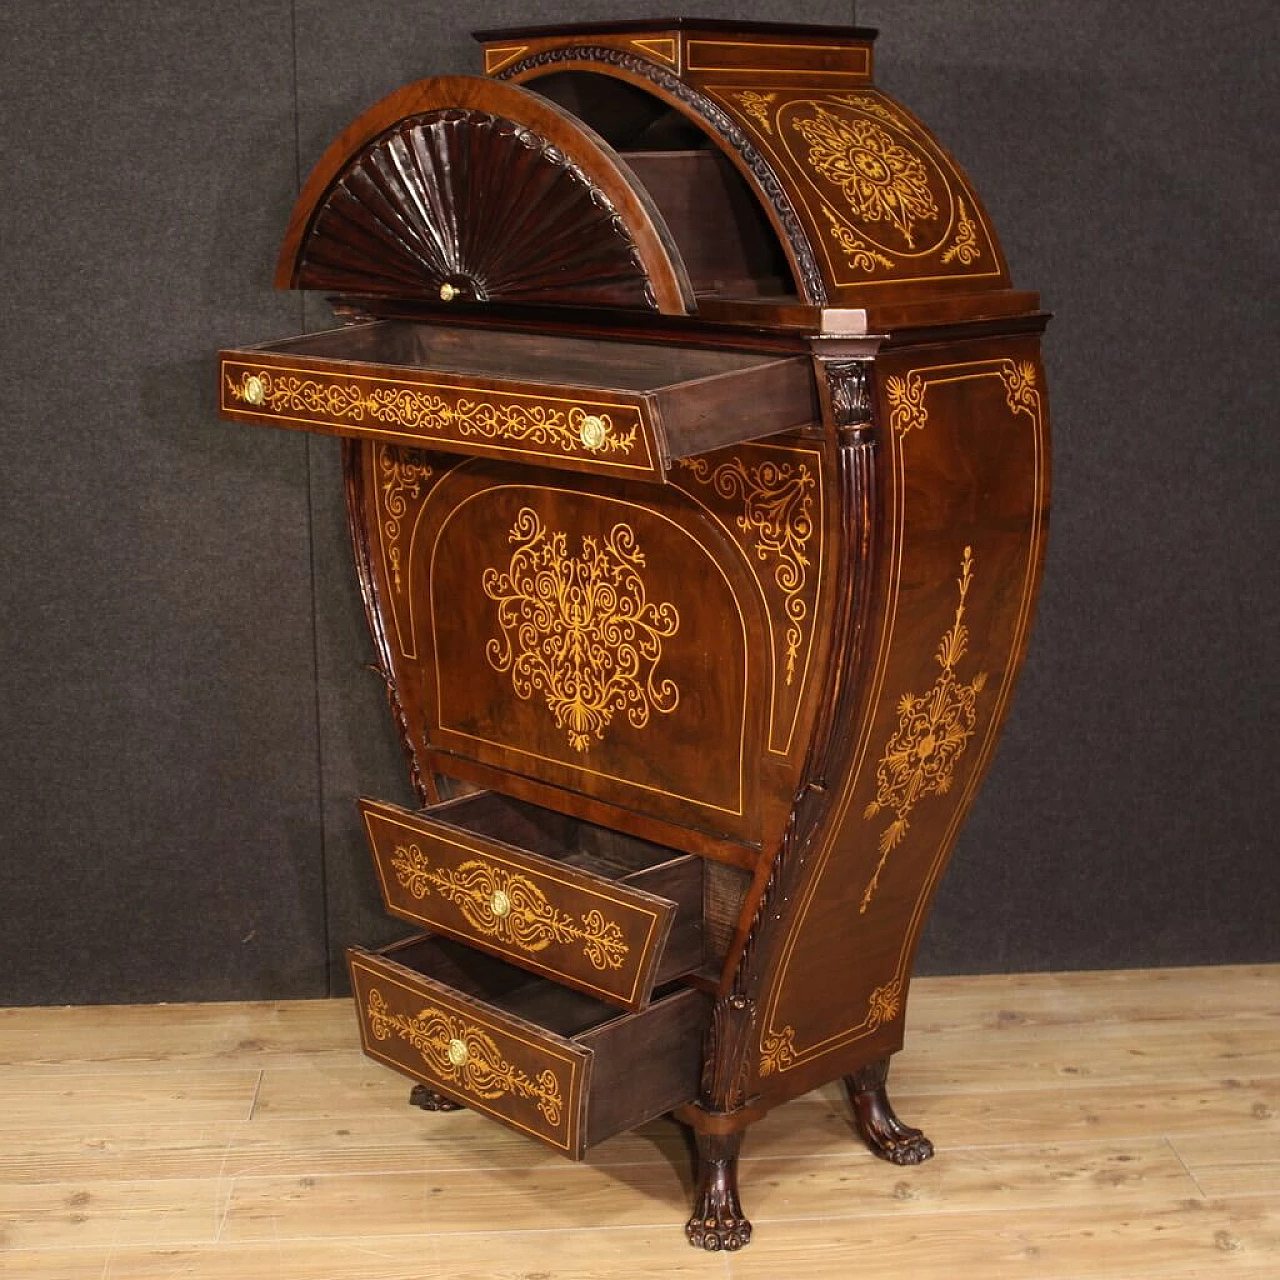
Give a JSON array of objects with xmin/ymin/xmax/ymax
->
[{"xmin": 218, "ymin": 18, "xmax": 1050, "ymax": 1249}]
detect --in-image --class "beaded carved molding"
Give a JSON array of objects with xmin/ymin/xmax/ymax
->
[
  {"xmin": 365, "ymin": 988, "xmax": 563, "ymax": 1125},
  {"xmin": 389, "ymin": 842, "xmax": 629, "ymax": 971},
  {"xmin": 482, "ymin": 508, "xmax": 681, "ymax": 753}
]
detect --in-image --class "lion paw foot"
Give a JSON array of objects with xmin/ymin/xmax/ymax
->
[
  {"xmin": 686, "ymin": 1205, "xmax": 752, "ymax": 1251},
  {"xmin": 409, "ymin": 1085, "xmax": 464, "ymax": 1113}
]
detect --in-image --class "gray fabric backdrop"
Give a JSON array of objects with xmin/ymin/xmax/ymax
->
[{"xmin": 1, "ymin": 2, "xmax": 1275, "ymax": 1004}]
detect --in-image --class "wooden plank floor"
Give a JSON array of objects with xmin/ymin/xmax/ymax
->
[{"xmin": 1, "ymin": 965, "xmax": 1276, "ymax": 1278}]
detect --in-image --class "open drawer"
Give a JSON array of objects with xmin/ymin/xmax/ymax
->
[
  {"xmin": 218, "ymin": 321, "xmax": 817, "ymax": 481},
  {"xmin": 361, "ymin": 793, "xmax": 703, "ymax": 1013},
  {"xmin": 349, "ymin": 934, "xmax": 710, "ymax": 1158}
]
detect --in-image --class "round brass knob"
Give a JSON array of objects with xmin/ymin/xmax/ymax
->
[
  {"xmin": 579, "ymin": 414, "xmax": 607, "ymax": 450},
  {"xmin": 243, "ymin": 374, "xmax": 265, "ymax": 406},
  {"xmin": 439, "ymin": 282, "xmax": 459, "ymax": 302},
  {"xmin": 447, "ymin": 1038, "xmax": 469, "ymax": 1067},
  {"xmin": 490, "ymin": 889, "xmax": 511, "ymax": 919}
]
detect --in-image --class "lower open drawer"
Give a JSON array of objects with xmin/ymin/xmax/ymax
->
[{"xmin": 348, "ymin": 934, "xmax": 711, "ymax": 1158}]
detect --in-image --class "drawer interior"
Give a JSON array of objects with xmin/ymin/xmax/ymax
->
[
  {"xmin": 248, "ymin": 321, "xmax": 783, "ymax": 393},
  {"xmin": 364, "ymin": 932, "xmax": 712, "ymax": 1154},
  {"xmin": 224, "ymin": 321, "xmax": 818, "ymax": 461},
  {"xmin": 430, "ymin": 791, "xmax": 693, "ymax": 883},
  {"xmin": 391, "ymin": 791, "xmax": 708, "ymax": 993},
  {"xmin": 384, "ymin": 932, "xmax": 627, "ymax": 1038}
]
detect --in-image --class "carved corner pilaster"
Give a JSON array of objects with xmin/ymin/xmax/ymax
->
[
  {"xmin": 701, "ymin": 994, "xmax": 758, "ymax": 1114},
  {"xmin": 824, "ymin": 359, "xmax": 875, "ymax": 439}
]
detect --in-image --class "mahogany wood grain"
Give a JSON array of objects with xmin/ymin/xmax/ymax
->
[
  {"xmin": 215, "ymin": 23, "xmax": 1053, "ymax": 1250},
  {"xmin": 276, "ymin": 76, "xmax": 694, "ymax": 314}
]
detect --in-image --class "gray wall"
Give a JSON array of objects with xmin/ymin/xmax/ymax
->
[{"xmin": 1, "ymin": 2, "xmax": 1274, "ymax": 1005}]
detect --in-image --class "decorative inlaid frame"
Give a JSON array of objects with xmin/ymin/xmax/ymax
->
[{"xmin": 754, "ymin": 352, "xmax": 1048, "ymax": 1080}]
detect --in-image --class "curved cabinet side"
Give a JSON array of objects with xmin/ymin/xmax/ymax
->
[{"xmin": 746, "ymin": 333, "xmax": 1051, "ymax": 1103}]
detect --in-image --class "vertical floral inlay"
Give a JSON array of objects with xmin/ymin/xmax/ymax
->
[
  {"xmin": 861, "ymin": 547, "xmax": 987, "ymax": 913},
  {"xmin": 377, "ymin": 445, "xmax": 432, "ymax": 592}
]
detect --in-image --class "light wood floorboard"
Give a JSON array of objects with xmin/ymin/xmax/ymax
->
[{"xmin": 0, "ymin": 965, "xmax": 1275, "ymax": 1277}]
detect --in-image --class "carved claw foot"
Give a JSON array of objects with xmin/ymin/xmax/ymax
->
[
  {"xmin": 685, "ymin": 1131, "xmax": 752, "ymax": 1250},
  {"xmin": 409, "ymin": 1084, "xmax": 464, "ymax": 1112},
  {"xmin": 845, "ymin": 1058, "xmax": 934, "ymax": 1166}
]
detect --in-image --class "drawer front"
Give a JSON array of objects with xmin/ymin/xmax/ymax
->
[
  {"xmin": 219, "ymin": 352, "xmax": 662, "ymax": 482},
  {"xmin": 348, "ymin": 945, "xmax": 592, "ymax": 1155},
  {"xmin": 362, "ymin": 798, "xmax": 680, "ymax": 1012}
]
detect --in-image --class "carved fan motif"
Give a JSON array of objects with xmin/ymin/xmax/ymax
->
[{"xmin": 297, "ymin": 110, "xmax": 663, "ymax": 309}]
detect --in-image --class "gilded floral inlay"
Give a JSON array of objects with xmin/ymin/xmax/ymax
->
[
  {"xmin": 365, "ymin": 989, "xmax": 563, "ymax": 1124},
  {"xmin": 1000, "ymin": 360, "xmax": 1039, "ymax": 418},
  {"xmin": 861, "ymin": 547, "xmax": 987, "ymax": 913},
  {"xmin": 735, "ymin": 90, "xmax": 777, "ymax": 134},
  {"xmin": 225, "ymin": 369, "xmax": 637, "ymax": 459},
  {"xmin": 941, "ymin": 198, "xmax": 981, "ymax": 265},
  {"xmin": 483, "ymin": 508, "xmax": 680, "ymax": 752},
  {"xmin": 820, "ymin": 203, "xmax": 894, "ymax": 273},
  {"xmin": 389, "ymin": 842, "xmax": 629, "ymax": 971},
  {"xmin": 886, "ymin": 373, "xmax": 929, "ymax": 436},
  {"xmin": 790, "ymin": 106, "xmax": 938, "ymax": 249},
  {"xmin": 759, "ymin": 1024, "xmax": 798, "ymax": 1077},
  {"xmin": 866, "ymin": 979, "xmax": 903, "ymax": 1030},
  {"xmin": 377, "ymin": 445, "xmax": 432, "ymax": 592},
  {"xmin": 678, "ymin": 457, "xmax": 815, "ymax": 684}
]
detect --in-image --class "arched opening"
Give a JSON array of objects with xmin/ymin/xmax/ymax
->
[{"xmin": 529, "ymin": 71, "xmax": 798, "ymax": 302}]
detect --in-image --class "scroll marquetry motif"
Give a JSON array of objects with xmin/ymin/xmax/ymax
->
[
  {"xmin": 758, "ymin": 1024, "xmax": 798, "ymax": 1078},
  {"xmin": 377, "ymin": 445, "xmax": 433, "ymax": 595},
  {"xmin": 482, "ymin": 508, "xmax": 681, "ymax": 753},
  {"xmin": 860, "ymin": 546, "xmax": 987, "ymax": 914},
  {"xmin": 389, "ymin": 842, "xmax": 629, "ymax": 971},
  {"xmin": 704, "ymin": 86, "xmax": 1006, "ymax": 293},
  {"xmin": 676, "ymin": 455, "xmax": 814, "ymax": 688},
  {"xmin": 674, "ymin": 444, "xmax": 823, "ymax": 755},
  {"xmin": 366, "ymin": 987, "xmax": 564, "ymax": 1124},
  {"xmin": 734, "ymin": 91, "xmax": 777, "ymax": 134},
  {"xmin": 865, "ymin": 980, "xmax": 903, "ymax": 1030},
  {"xmin": 221, "ymin": 363, "xmax": 654, "ymax": 474},
  {"xmin": 793, "ymin": 105, "xmax": 939, "ymax": 249}
]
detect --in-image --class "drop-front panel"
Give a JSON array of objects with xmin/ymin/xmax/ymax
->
[{"xmin": 217, "ymin": 18, "xmax": 1050, "ymax": 1251}]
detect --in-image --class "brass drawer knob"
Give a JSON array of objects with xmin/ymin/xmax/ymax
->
[
  {"xmin": 490, "ymin": 889, "xmax": 511, "ymax": 918},
  {"xmin": 243, "ymin": 374, "xmax": 266, "ymax": 406},
  {"xmin": 439, "ymin": 282, "xmax": 459, "ymax": 302},
  {"xmin": 579, "ymin": 414, "xmax": 607, "ymax": 450},
  {"xmin": 447, "ymin": 1038, "xmax": 469, "ymax": 1067}
]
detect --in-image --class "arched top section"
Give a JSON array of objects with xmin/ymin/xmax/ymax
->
[
  {"xmin": 276, "ymin": 76, "xmax": 694, "ymax": 314},
  {"xmin": 493, "ymin": 43, "xmax": 1012, "ymax": 307}
]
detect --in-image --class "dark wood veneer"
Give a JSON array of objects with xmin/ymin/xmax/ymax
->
[{"xmin": 218, "ymin": 19, "xmax": 1051, "ymax": 1250}]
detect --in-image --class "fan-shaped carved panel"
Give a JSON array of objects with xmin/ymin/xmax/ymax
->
[{"xmin": 278, "ymin": 77, "xmax": 692, "ymax": 314}]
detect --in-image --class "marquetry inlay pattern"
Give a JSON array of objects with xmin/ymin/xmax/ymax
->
[
  {"xmin": 365, "ymin": 988, "xmax": 564, "ymax": 1124},
  {"xmin": 860, "ymin": 546, "xmax": 988, "ymax": 913},
  {"xmin": 482, "ymin": 508, "xmax": 681, "ymax": 752},
  {"xmin": 225, "ymin": 366, "xmax": 642, "ymax": 463},
  {"xmin": 389, "ymin": 842, "xmax": 629, "ymax": 971}
]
